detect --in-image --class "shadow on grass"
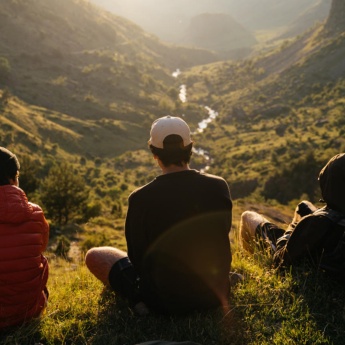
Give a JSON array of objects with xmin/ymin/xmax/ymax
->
[
  {"xmin": 290, "ymin": 266, "xmax": 345, "ymax": 345},
  {"xmin": 90, "ymin": 289, "xmax": 247, "ymax": 345},
  {"xmin": 0, "ymin": 319, "xmax": 44, "ymax": 345}
]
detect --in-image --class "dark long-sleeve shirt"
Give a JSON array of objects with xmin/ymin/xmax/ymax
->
[{"xmin": 125, "ymin": 169, "xmax": 232, "ymax": 313}]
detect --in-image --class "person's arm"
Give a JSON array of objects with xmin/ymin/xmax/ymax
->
[
  {"xmin": 29, "ymin": 202, "xmax": 50, "ymax": 252},
  {"xmin": 125, "ymin": 194, "xmax": 148, "ymax": 273},
  {"xmin": 274, "ymin": 215, "xmax": 331, "ymax": 267}
]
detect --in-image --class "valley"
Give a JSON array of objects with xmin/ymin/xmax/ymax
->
[{"xmin": 0, "ymin": 1, "xmax": 345, "ymax": 342}]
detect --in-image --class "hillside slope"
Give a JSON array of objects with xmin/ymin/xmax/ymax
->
[
  {"xmin": 0, "ymin": 0, "xmax": 219, "ymax": 122},
  {"xmin": 180, "ymin": 0, "xmax": 345, "ymax": 201},
  {"xmin": 277, "ymin": 0, "xmax": 331, "ymax": 40},
  {"xmin": 0, "ymin": 91, "xmax": 147, "ymax": 159},
  {"xmin": 0, "ymin": 0, "xmax": 225, "ymax": 160},
  {"xmin": 184, "ymin": 13, "xmax": 257, "ymax": 52}
]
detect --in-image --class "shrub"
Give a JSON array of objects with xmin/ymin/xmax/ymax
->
[
  {"xmin": 41, "ymin": 163, "xmax": 89, "ymax": 225},
  {"xmin": 0, "ymin": 57, "xmax": 11, "ymax": 82},
  {"xmin": 54, "ymin": 235, "xmax": 71, "ymax": 258}
]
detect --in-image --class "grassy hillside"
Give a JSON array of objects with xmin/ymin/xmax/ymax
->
[
  {"xmin": 0, "ymin": 0, "xmax": 344, "ymax": 222},
  {"xmin": 0, "ymin": 0, "xmax": 222, "ymax": 162},
  {"xmin": 0, "ymin": 0, "xmax": 344, "ymax": 207},
  {"xmin": 0, "ymin": 0, "xmax": 220, "ymax": 124},
  {"xmin": 1, "ymin": 202, "xmax": 345, "ymax": 345},
  {"xmin": 178, "ymin": 17, "xmax": 345, "ymax": 202},
  {"xmin": 0, "ymin": 92, "xmax": 148, "ymax": 158},
  {"xmin": 1, "ymin": 1, "xmax": 345, "ymax": 344}
]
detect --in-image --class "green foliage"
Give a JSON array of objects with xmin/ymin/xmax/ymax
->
[
  {"xmin": 262, "ymin": 152, "xmax": 322, "ymax": 204},
  {"xmin": 17, "ymin": 155, "xmax": 42, "ymax": 197},
  {"xmin": 54, "ymin": 235, "xmax": 71, "ymax": 258},
  {"xmin": 0, "ymin": 57, "xmax": 11, "ymax": 82},
  {"xmin": 82, "ymin": 201, "xmax": 102, "ymax": 222},
  {"xmin": 80, "ymin": 232, "xmax": 110, "ymax": 253},
  {"xmin": 1, "ymin": 205, "xmax": 344, "ymax": 344},
  {"xmin": 40, "ymin": 162, "xmax": 89, "ymax": 225},
  {"xmin": 0, "ymin": 88, "xmax": 11, "ymax": 106}
]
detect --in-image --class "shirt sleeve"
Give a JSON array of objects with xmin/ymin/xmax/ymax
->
[
  {"xmin": 274, "ymin": 215, "xmax": 331, "ymax": 267},
  {"xmin": 125, "ymin": 193, "xmax": 148, "ymax": 273}
]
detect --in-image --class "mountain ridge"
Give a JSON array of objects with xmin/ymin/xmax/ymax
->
[
  {"xmin": 90, "ymin": 0, "xmax": 330, "ymax": 46},
  {"xmin": 1, "ymin": 0, "xmax": 344, "ymax": 203},
  {"xmin": 178, "ymin": 2, "xmax": 345, "ymax": 200}
]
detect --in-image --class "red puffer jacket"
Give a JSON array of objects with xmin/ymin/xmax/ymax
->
[{"xmin": 0, "ymin": 185, "xmax": 49, "ymax": 329}]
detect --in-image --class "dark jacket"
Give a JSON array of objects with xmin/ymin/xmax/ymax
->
[
  {"xmin": 274, "ymin": 153, "xmax": 345, "ymax": 273},
  {"xmin": 125, "ymin": 170, "xmax": 232, "ymax": 314}
]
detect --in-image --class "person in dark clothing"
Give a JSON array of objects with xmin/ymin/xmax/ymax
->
[
  {"xmin": 239, "ymin": 153, "xmax": 345, "ymax": 279},
  {"xmin": 85, "ymin": 116, "xmax": 234, "ymax": 314}
]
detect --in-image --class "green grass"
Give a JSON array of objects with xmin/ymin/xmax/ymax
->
[{"xmin": 1, "ymin": 203, "xmax": 345, "ymax": 345}]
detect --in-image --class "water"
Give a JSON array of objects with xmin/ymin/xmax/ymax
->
[
  {"xmin": 195, "ymin": 106, "xmax": 219, "ymax": 134},
  {"xmin": 173, "ymin": 69, "xmax": 218, "ymax": 171},
  {"xmin": 179, "ymin": 84, "xmax": 187, "ymax": 103}
]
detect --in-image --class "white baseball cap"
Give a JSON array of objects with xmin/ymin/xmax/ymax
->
[{"xmin": 149, "ymin": 115, "xmax": 192, "ymax": 149}]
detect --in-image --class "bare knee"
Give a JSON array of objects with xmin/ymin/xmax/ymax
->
[
  {"xmin": 85, "ymin": 247, "xmax": 128, "ymax": 285},
  {"xmin": 240, "ymin": 211, "xmax": 267, "ymax": 252}
]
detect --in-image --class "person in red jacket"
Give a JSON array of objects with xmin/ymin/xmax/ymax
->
[{"xmin": 0, "ymin": 147, "xmax": 49, "ymax": 329}]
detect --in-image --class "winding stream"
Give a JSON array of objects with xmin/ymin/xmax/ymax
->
[{"xmin": 173, "ymin": 69, "xmax": 218, "ymax": 171}]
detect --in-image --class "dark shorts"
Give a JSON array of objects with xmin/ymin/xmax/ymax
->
[
  {"xmin": 255, "ymin": 222, "xmax": 285, "ymax": 254},
  {"xmin": 108, "ymin": 257, "xmax": 142, "ymax": 305}
]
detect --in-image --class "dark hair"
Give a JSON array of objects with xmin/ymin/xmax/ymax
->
[
  {"xmin": 150, "ymin": 134, "xmax": 193, "ymax": 167},
  {"xmin": 0, "ymin": 147, "xmax": 20, "ymax": 185}
]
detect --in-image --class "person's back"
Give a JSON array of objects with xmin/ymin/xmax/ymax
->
[
  {"xmin": 85, "ymin": 116, "xmax": 233, "ymax": 315},
  {"xmin": 0, "ymin": 147, "xmax": 49, "ymax": 329},
  {"xmin": 126, "ymin": 169, "xmax": 232, "ymax": 313}
]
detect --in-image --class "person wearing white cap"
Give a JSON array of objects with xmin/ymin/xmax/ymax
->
[{"xmin": 85, "ymin": 116, "xmax": 235, "ymax": 315}]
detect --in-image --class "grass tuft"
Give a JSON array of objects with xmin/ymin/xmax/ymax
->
[{"xmin": 1, "ymin": 223, "xmax": 345, "ymax": 344}]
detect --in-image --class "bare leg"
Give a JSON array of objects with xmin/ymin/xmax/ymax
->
[
  {"xmin": 85, "ymin": 246, "xmax": 150, "ymax": 315},
  {"xmin": 240, "ymin": 211, "xmax": 269, "ymax": 253},
  {"xmin": 85, "ymin": 246, "xmax": 127, "ymax": 286}
]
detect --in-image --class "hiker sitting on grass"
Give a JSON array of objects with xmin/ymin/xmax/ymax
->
[
  {"xmin": 0, "ymin": 147, "xmax": 49, "ymax": 329},
  {"xmin": 240, "ymin": 153, "xmax": 345, "ymax": 281},
  {"xmin": 86, "ymin": 115, "xmax": 238, "ymax": 315}
]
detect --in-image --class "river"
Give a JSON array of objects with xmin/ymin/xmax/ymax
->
[{"xmin": 173, "ymin": 69, "xmax": 218, "ymax": 172}]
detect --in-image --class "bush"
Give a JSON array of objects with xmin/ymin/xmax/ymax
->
[
  {"xmin": 80, "ymin": 232, "xmax": 110, "ymax": 253},
  {"xmin": 54, "ymin": 235, "xmax": 71, "ymax": 258},
  {"xmin": 41, "ymin": 162, "xmax": 89, "ymax": 225},
  {"xmin": 263, "ymin": 152, "xmax": 321, "ymax": 203},
  {"xmin": 0, "ymin": 57, "xmax": 11, "ymax": 82}
]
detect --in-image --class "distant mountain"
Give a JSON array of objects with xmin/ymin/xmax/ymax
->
[
  {"xmin": 176, "ymin": 0, "xmax": 345, "ymax": 200},
  {"xmin": 90, "ymin": 0, "xmax": 329, "ymax": 46},
  {"xmin": 277, "ymin": 0, "xmax": 331, "ymax": 40},
  {"xmin": 184, "ymin": 13, "xmax": 257, "ymax": 52},
  {"xmin": 324, "ymin": 0, "xmax": 345, "ymax": 35},
  {"xmin": 231, "ymin": 0, "xmax": 326, "ymax": 30}
]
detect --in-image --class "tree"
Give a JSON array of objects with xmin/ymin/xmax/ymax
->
[
  {"xmin": 18, "ymin": 155, "xmax": 41, "ymax": 196},
  {"xmin": 263, "ymin": 152, "xmax": 320, "ymax": 204},
  {"xmin": 0, "ymin": 88, "xmax": 11, "ymax": 107},
  {"xmin": 0, "ymin": 57, "xmax": 11, "ymax": 83},
  {"xmin": 41, "ymin": 163, "xmax": 89, "ymax": 225}
]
